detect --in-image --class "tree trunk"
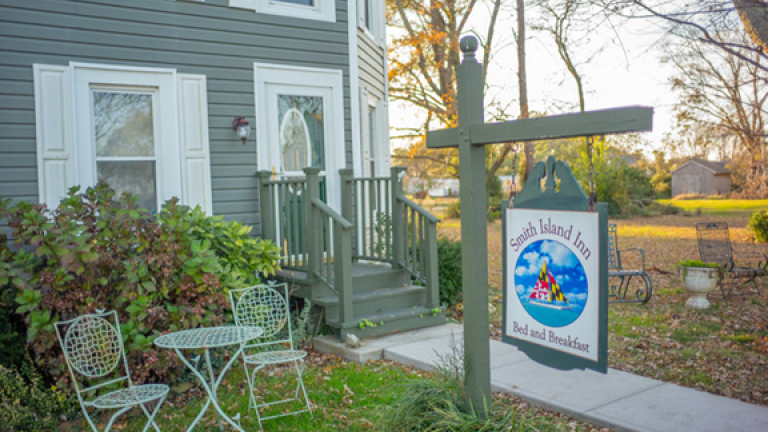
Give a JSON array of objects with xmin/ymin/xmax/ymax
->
[
  {"xmin": 518, "ymin": 0, "xmax": 534, "ymax": 181},
  {"xmin": 734, "ymin": 0, "xmax": 768, "ymax": 52}
]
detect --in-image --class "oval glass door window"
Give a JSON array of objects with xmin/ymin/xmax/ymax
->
[{"xmin": 278, "ymin": 95, "xmax": 325, "ymax": 173}]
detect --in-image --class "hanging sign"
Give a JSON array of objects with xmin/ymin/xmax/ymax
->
[
  {"xmin": 501, "ymin": 157, "xmax": 608, "ymax": 373},
  {"xmin": 505, "ymin": 209, "xmax": 599, "ymax": 361}
]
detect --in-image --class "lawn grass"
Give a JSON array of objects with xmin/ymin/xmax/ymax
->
[
  {"xmin": 658, "ymin": 198, "xmax": 768, "ymax": 216},
  {"xmin": 65, "ymin": 352, "xmax": 600, "ymax": 432}
]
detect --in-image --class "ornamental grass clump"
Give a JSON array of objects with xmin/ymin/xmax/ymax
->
[
  {"xmin": 376, "ymin": 336, "xmax": 539, "ymax": 432},
  {"xmin": 0, "ymin": 184, "xmax": 280, "ymax": 386}
]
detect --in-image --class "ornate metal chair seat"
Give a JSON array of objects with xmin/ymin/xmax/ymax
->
[
  {"xmin": 607, "ymin": 223, "xmax": 653, "ymax": 304},
  {"xmin": 91, "ymin": 384, "xmax": 170, "ymax": 409},
  {"xmin": 697, "ymin": 222, "xmax": 767, "ymax": 300},
  {"xmin": 244, "ymin": 350, "xmax": 307, "ymax": 366},
  {"xmin": 55, "ymin": 310, "xmax": 168, "ymax": 432},
  {"xmin": 230, "ymin": 283, "xmax": 312, "ymax": 428}
]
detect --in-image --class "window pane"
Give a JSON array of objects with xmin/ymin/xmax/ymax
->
[
  {"xmin": 97, "ymin": 161, "xmax": 157, "ymax": 211},
  {"xmin": 278, "ymin": 0, "xmax": 314, "ymax": 5},
  {"xmin": 93, "ymin": 91, "xmax": 155, "ymax": 157},
  {"xmin": 278, "ymin": 95, "xmax": 325, "ymax": 171}
]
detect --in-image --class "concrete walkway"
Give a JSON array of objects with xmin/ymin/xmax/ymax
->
[{"xmin": 313, "ymin": 324, "xmax": 768, "ymax": 432}]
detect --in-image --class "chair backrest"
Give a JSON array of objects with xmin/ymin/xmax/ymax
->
[
  {"xmin": 230, "ymin": 283, "xmax": 293, "ymax": 349},
  {"xmin": 54, "ymin": 310, "xmax": 131, "ymax": 398},
  {"xmin": 696, "ymin": 222, "xmax": 734, "ymax": 266},
  {"xmin": 607, "ymin": 222, "xmax": 621, "ymax": 270}
]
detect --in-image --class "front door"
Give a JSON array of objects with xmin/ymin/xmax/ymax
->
[{"xmin": 254, "ymin": 64, "xmax": 345, "ymax": 211}]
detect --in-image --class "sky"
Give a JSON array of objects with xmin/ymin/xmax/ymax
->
[{"xmin": 388, "ymin": 4, "xmax": 678, "ymax": 156}]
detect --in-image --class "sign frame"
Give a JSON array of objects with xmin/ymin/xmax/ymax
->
[{"xmin": 502, "ymin": 156, "xmax": 608, "ymax": 373}]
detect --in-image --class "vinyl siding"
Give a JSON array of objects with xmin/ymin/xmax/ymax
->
[
  {"xmin": 357, "ymin": 29, "xmax": 386, "ymax": 99},
  {"xmin": 0, "ymin": 0, "xmax": 351, "ymax": 234}
]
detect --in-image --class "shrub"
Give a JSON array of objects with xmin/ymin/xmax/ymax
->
[
  {"xmin": 444, "ymin": 200, "xmax": 461, "ymax": 219},
  {"xmin": 0, "ymin": 360, "xmax": 77, "ymax": 431},
  {"xmin": 747, "ymin": 209, "xmax": 768, "ymax": 243},
  {"xmin": 437, "ymin": 237, "xmax": 463, "ymax": 306},
  {"xmin": 179, "ymin": 206, "xmax": 281, "ymax": 289},
  {"xmin": 0, "ymin": 184, "xmax": 280, "ymax": 386}
]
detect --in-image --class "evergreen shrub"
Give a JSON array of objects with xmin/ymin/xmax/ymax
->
[
  {"xmin": 0, "ymin": 360, "xmax": 77, "ymax": 432},
  {"xmin": 437, "ymin": 237, "xmax": 463, "ymax": 306},
  {"xmin": 747, "ymin": 209, "xmax": 768, "ymax": 243}
]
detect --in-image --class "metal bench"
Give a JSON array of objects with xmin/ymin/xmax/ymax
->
[
  {"xmin": 607, "ymin": 223, "xmax": 653, "ymax": 304},
  {"xmin": 696, "ymin": 222, "xmax": 767, "ymax": 301}
]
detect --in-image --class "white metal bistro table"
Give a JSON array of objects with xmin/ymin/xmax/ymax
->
[{"xmin": 155, "ymin": 326, "xmax": 263, "ymax": 431}]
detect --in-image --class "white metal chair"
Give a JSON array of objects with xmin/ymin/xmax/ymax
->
[
  {"xmin": 229, "ymin": 283, "xmax": 312, "ymax": 428},
  {"xmin": 55, "ymin": 310, "xmax": 169, "ymax": 432}
]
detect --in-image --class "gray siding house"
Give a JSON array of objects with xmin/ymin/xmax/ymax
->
[
  {"xmin": 0, "ymin": 0, "xmax": 449, "ymax": 340},
  {"xmin": 0, "ymin": 0, "xmax": 390, "ymax": 233},
  {"xmin": 670, "ymin": 160, "xmax": 731, "ymax": 197}
]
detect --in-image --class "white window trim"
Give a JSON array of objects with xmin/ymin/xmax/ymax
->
[
  {"xmin": 34, "ymin": 62, "xmax": 212, "ymax": 213},
  {"xmin": 230, "ymin": 0, "xmax": 335, "ymax": 22},
  {"xmin": 360, "ymin": 88, "xmax": 388, "ymax": 177},
  {"xmin": 358, "ymin": 0, "xmax": 385, "ymax": 46},
  {"xmin": 253, "ymin": 63, "xmax": 345, "ymax": 211},
  {"xmin": 71, "ymin": 63, "xmax": 181, "ymax": 211}
]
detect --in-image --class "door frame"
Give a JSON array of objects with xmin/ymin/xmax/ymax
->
[{"xmin": 253, "ymin": 63, "xmax": 345, "ymax": 211}]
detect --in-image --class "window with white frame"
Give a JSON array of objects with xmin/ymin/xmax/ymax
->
[
  {"xmin": 358, "ymin": 0, "xmax": 384, "ymax": 45},
  {"xmin": 34, "ymin": 63, "xmax": 212, "ymax": 213},
  {"xmin": 230, "ymin": 0, "xmax": 335, "ymax": 22},
  {"xmin": 359, "ymin": 88, "xmax": 387, "ymax": 178}
]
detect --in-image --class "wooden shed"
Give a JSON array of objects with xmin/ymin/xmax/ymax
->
[{"xmin": 671, "ymin": 160, "xmax": 731, "ymax": 197}]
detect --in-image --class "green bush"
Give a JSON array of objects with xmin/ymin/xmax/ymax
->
[
  {"xmin": 747, "ymin": 209, "xmax": 768, "ymax": 243},
  {"xmin": 445, "ymin": 200, "xmax": 461, "ymax": 219},
  {"xmin": 437, "ymin": 237, "xmax": 463, "ymax": 306},
  {"xmin": 0, "ymin": 184, "xmax": 280, "ymax": 386},
  {"xmin": 572, "ymin": 142, "xmax": 654, "ymax": 217},
  {"xmin": 181, "ymin": 206, "xmax": 281, "ymax": 289},
  {"xmin": 0, "ymin": 360, "xmax": 77, "ymax": 432}
]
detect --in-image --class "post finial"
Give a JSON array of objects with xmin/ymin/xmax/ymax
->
[{"xmin": 460, "ymin": 35, "xmax": 478, "ymax": 59}]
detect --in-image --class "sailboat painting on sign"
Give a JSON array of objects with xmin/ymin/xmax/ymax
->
[{"xmin": 515, "ymin": 240, "xmax": 587, "ymax": 327}]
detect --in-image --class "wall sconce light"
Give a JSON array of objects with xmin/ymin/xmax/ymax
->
[{"xmin": 232, "ymin": 116, "xmax": 251, "ymax": 145}]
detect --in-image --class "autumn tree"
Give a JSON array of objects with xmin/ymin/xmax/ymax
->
[
  {"xmin": 387, "ymin": 0, "xmax": 504, "ymax": 182},
  {"xmin": 665, "ymin": 19, "xmax": 767, "ymax": 178}
]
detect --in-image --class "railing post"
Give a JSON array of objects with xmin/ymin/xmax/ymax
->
[
  {"xmin": 304, "ymin": 167, "xmax": 322, "ymax": 282},
  {"xmin": 335, "ymin": 225, "xmax": 354, "ymax": 339},
  {"xmin": 390, "ymin": 166, "xmax": 407, "ymax": 269},
  {"xmin": 257, "ymin": 171, "xmax": 275, "ymax": 242},
  {"xmin": 424, "ymin": 221, "xmax": 440, "ymax": 309},
  {"xmin": 339, "ymin": 168, "xmax": 356, "ymax": 257}
]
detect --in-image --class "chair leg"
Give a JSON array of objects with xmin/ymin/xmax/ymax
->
[
  {"xmin": 248, "ymin": 364, "xmax": 265, "ymax": 429},
  {"xmin": 103, "ymin": 407, "xmax": 132, "ymax": 432},
  {"xmin": 139, "ymin": 394, "xmax": 168, "ymax": 432},
  {"xmin": 295, "ymin": 360, "xmax": 312, "ymax": 416}
]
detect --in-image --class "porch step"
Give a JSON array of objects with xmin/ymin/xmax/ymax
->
[
  {"xmin": 313, "ymin": 284, "xmax": 427, "ymax": 322},
  {"xmin": 324, "ymin": 306, "xmax": 447, "ymax": 341},
  {"xmin": 277, "ymin": 262, "xmax": 411, "ymax": 299}
]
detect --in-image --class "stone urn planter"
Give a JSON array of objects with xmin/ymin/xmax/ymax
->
[{"xmin": 677, "ymin": 261, "xmax": 722, "ymax": 309}]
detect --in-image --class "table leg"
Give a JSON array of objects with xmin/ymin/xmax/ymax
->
[
  {"xmin": 205, "ymin": 349, "xmax": 223, "ymax": 430},
  {"xmin": 174, "ymin": 347, "xmax": 246, "ymax": 432}
]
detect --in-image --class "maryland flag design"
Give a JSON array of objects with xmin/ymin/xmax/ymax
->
[{"xmin": 529, "ymin": 262, "xmax": 569, "ymax": 305}]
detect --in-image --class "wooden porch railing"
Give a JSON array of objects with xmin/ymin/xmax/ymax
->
[
  {"xmin": 257, "ymin": 166, "xmax": 441, "ymax": 322},
  {"xmin": 343, "ymin": 167, "xmax": 441, "ymax": 310},
  {"xmin": 256, "ymin": 172, "xmax": 309, "ymax": 272}
]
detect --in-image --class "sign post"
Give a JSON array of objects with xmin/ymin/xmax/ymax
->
[{"xmin": 425, "ymin": 36, "xmax": 653, "ymax": 416}]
